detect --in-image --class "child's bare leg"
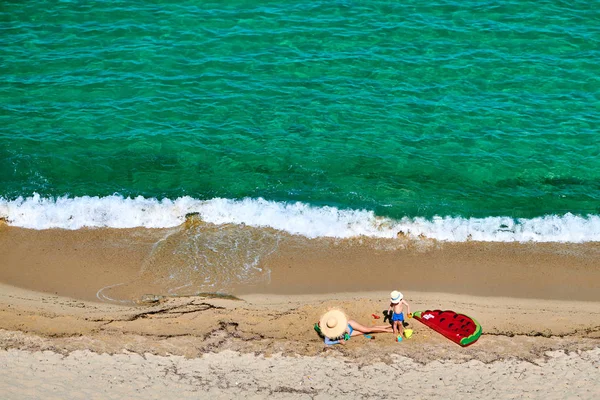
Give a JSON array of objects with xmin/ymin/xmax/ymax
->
[{"xmin": 392, "ymin": 321, "xmax": 398, "ymax": 336}]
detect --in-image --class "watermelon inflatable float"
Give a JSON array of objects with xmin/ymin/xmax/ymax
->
[{"xmin": 413, "ymin": 310, "xmax": 482, "ymax": 347}]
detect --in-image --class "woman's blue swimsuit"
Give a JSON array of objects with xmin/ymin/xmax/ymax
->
[{"xmin": 324, "ymin": 324, "xmax": 353, "ymax": 345}]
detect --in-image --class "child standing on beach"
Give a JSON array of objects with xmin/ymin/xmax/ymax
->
[{"xmin": 388, "ymin": 291, "xmax": 411, "ymax": 341}]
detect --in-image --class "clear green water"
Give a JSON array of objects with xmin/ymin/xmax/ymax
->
[{"xmin": 1, "ymin": 0, "xmax": 599, "ymax": 220}]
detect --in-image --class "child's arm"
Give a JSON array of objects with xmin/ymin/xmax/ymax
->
[{"xmin": 403, "ymin": 300, "xmax": 411, "ymax": 317}]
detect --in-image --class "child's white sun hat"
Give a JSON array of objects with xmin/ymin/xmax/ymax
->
[{"xmin": 390, "ymin": 291, "xmax": 403, "ymax": 304}]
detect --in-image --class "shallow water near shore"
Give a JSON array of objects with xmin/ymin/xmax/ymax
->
[{"xmin": 2, "ymin": 1, "xmax": 600, "ymax": 301}]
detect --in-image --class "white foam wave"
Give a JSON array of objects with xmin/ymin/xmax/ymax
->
[{"xmin": 1, "ymin": 193, "xmax": 600, "ymax": 242}]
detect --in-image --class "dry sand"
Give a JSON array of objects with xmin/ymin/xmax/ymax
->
[
  {"xmin": 1, "ymin": 282, "xmax": 600, "ymax": 399},
  {"xmin": 2, "ymin": 348, "xmax": 599, "ymax": 400}
]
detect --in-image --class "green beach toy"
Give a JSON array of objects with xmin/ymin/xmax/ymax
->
[{"xmin": 314, "ymin": 323, "xmax": 322, "ymax": 336}]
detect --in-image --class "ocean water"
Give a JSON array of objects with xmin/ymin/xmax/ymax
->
[{"xmin": 1, "ymin": 0, "xmax": 600, "ymax": 242}]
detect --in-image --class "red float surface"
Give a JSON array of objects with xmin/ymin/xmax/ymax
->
[{"xmin": 413, "ymin": 309, "xmax": 482, "ymax": 347}]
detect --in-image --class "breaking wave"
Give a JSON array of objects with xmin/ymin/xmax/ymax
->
[{"xmin": 1, "ymin": 193, "xmax": 600, "ymax": 243}]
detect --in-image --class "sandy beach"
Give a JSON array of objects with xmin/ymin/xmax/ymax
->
[{"xmin": 1, "ymin": 224, "xmax": 600, "ymax": 398}]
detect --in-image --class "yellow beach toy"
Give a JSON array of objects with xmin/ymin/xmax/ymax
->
[{"xmin": 404, "ymin": 329, "xmax": 413, "ymax": 339}]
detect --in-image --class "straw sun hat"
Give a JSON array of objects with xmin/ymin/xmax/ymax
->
[
  {"xmin": 390, "ymin": 290, "xmax": 403, "ymax": 304},
  {"xmin": 319, "ymin": 309, "xmax": 348, "ymax": 339}
]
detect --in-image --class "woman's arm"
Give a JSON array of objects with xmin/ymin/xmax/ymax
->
[{"xmin": 324, "ymin": 337, "xmax": 341, "ymax": 345}]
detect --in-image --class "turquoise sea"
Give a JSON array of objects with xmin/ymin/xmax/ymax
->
[{"xmin": 1, "ymin": 0, "xmax": 600, "ymax": 241}]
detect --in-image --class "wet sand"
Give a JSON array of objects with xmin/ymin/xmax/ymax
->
[{"xmin": 1, "ymin": 224, "xmax": 599, "ymax": 302}]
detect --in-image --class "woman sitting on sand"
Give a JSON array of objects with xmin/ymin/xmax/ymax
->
[{"xmin": 315, "ymin": 309, "xmax": 393, "ymax": 345}]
